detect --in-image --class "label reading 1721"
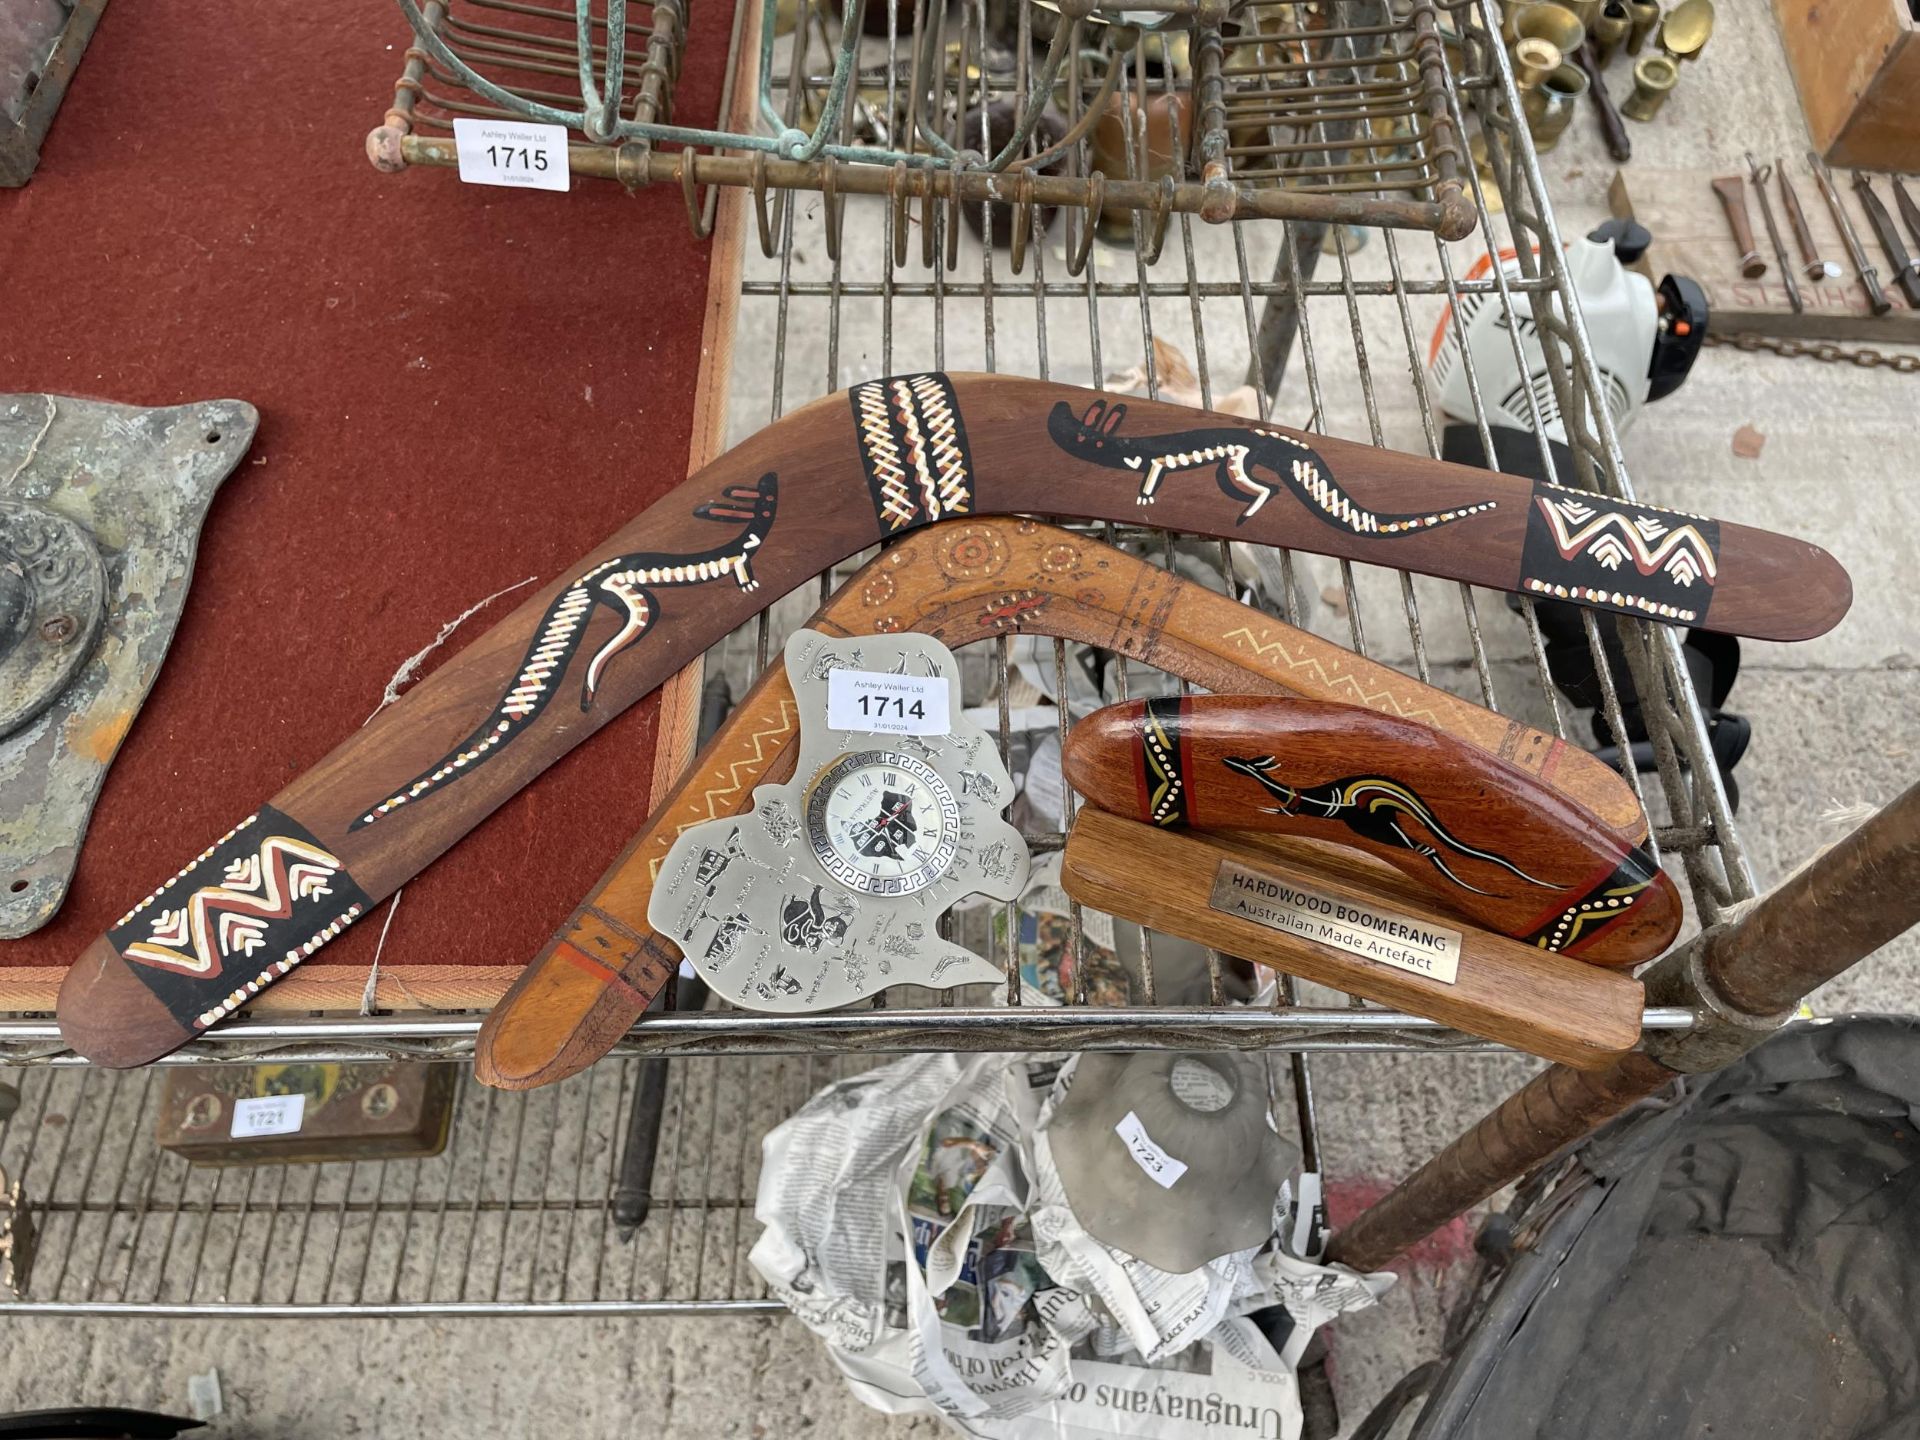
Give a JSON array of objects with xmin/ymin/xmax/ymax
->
[{"xmin": 826, "ymin": 669, "xmax": 950, "ymax": 736}]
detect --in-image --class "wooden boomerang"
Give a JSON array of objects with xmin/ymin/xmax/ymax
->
[
  {"xmin": 62, "ymin": 372, "xmax": 1842, "ymax": 1066},
  {"xmin": 1059, "ymin": 809, "xmax": 1646, "ymax": 1070},
  {"xmin": 1060, "ymin": 695, "xmax": 1682, "ymax": 968},
  {"xmin": 474, "ymin": 518, "xmax": 1652, "ymax": 1090}
]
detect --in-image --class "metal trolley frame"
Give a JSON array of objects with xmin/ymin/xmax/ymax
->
[{"xmin": 0, "ymin": 0, "xmax": 1756, "ymax": 1318}]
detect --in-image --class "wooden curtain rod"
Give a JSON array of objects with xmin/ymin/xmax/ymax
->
[
  {"xmin": 473, "ymin": 518, "xmax": 1653, "ymax": 1091},
  {"xmin": 60, "ymin": 373, "xmax": 1842, "ymax": 1066}
]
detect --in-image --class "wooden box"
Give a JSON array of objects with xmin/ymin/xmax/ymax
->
[
  {"xmin": 156, "ymin": 1062, "xmax": 457, "ymax": 1166},
  {"xmin": 1773, "ymin": 0, "xmax": 1920, "ymax": 170}
]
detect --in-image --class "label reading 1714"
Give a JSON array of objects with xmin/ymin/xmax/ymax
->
[{"xmin": 826, "ymin": 669, "xmax": 950, "ymax": 736}]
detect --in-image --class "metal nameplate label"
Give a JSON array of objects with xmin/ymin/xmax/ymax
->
[{"xmin": 1208, "ymin": 861, "xmax": 1462, "ymax": 985}]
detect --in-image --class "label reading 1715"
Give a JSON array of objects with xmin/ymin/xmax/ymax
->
[
  {"xmin": 826, "ymin": 669, "xmax": 950, "ymax": 736},
  {"xmin": 451, "ymin": 118, "xmax": 571, "ymax": 192}
]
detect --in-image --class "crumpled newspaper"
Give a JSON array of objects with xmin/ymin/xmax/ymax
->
[{"xmin": 749, "ymin": 1050, "xmax": 1392, "ymax": 1436}]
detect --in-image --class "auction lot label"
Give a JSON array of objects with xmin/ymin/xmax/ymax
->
[{"xmin": 1208, "ymin": 861, "xmax": 1461, "ymax": 985}]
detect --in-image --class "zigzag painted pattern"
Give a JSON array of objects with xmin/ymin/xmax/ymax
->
[
  {"xmin": 852, "ymin": 375, "xmax": 973, "ymax": 532},
  {"xmin": 890, "ymin": 379, "xmax": 943, "ymax": 520},
  {"xmin": 855, "ymin": 382, "xmax": 916, "ymax": 529},
  {"xmin": 1536, "ymin": 497, "xmax": 1718, "ymax": 585},
  {"xmin": 908, "ymin": 373, "xmax": 970, "ymax": 516},
  {"xmin": 648, "ymin": 699, "xmax": 802, "ymax": 882},
  {"xmin": 123, "ymin": 829, "xmax": 347, "ymax": 977},
  {"xmin": 1221, "ymin": 626, "xmax": 1443, "ymax": 730}
]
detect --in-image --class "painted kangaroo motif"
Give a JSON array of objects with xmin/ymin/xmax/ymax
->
[
  {"xmin": 1221, "ymin": 757, "xmax": 1565, "ymax": 897},
  {"xmin": 353, "ymin": 473, "xmax": 780, "ymax": 830},
  {"xmin": 1047, "ymin": 399, "xmax": 1498, "ymax": 532}
]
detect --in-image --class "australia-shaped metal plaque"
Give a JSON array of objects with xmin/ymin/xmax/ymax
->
[{"xmin": 648, "ymin": 629, "xmax": 1029, "ymax": 1012}]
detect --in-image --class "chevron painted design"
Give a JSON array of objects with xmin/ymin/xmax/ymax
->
[
  {"xmin": 1221, "ymin": 626, "xmax": 1443, "ymax": 730},
  {"xmin": 648, "ymin": 698, "xmax": 802, "ymax": 882},
  {"xmin": 108, "ymin": 808, "xmax": 375, "ymax": 1032}
]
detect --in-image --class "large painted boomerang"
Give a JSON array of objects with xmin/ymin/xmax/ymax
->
[{"xmin": 60, "ymin": 374, "xmax": 1845, "ymax": 1065}]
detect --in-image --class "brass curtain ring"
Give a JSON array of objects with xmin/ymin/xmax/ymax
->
[
  {"xmin": 889, "ymin": 161, "xmax": 912, "ymax": 268},
  {"xmin": 1009, "ymin": 168, "xmax": 1036, "ymax": 276},
  {"xmin": 679, "ymin": 150, "xmax": 713, "ymax": 240},
  {"xmin": 751, "ymin": 152, "xmax": 776, "ymax": 258},
  {"xmin": 1138, "ymin": 174, "xmax": 1176, "ymax": 265},
  {"xmin": 822, "ymin": 158, "xmax": 844, "ymax": 264},
  {"xmin": 1067, "ymin": 169, "xmax": 1105, "ymax": 276}
]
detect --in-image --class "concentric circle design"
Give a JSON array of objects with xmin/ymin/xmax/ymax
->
[
  {"xmin": 937, "ymin": 523, "xmax": 1009, "ymax": 580},
  {"xmin": 1039, "ymin": 541, "xmax": 1080, "ymax": 575}
]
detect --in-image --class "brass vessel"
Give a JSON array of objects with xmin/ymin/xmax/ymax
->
[
  {"xmin": 1592, "ymin": 0, "xmax": 1631, "ymax": 64},
  {"xmin": 1660, "ymin": 0, "xmax": 1713, "ymax": 60},
  {"xmin": 1523, "ymin": 61, "xmax": 1589, "ymax": 150},
  {"xmin": 1620, "ymin": 54, "xmax": 1678, "ymax": 119},
  {"xmin": 1508, "ymin": 2, "xmax": 1586, "ymax": 57},
  {"xmin": 1624, "ymin": 0, "xmax": 1660, "ymax": 53},
  {"xmin": 1513, "ymin": 35, "xmax": 1563, "ymax": 90}
]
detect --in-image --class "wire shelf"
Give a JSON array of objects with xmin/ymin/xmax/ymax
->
[
  {"xmin": 371, "ymin": 0, "xmax": 1480, "ymax": 237},
  {"xmin": 1, "ymin": 0, "xmax": 1756, "ymax": 1317},
  {"xmin": 0, "ymin": 1059, "xmax": 803, "ymax": 1313}
]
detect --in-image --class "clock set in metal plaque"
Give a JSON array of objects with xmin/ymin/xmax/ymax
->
[{"xmin": 649, "ymin": 630, "xmax": 1030, "ymax": 1012}]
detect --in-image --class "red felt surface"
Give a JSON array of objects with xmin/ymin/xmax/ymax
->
[{"xmin": 0, "ymin": 1, "xmax": 730, "ymax": 971}]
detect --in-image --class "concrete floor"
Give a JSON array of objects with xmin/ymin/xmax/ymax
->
[{"xmin": 3, "ymin": 0, "xmax": 1916, "ymax": 1435}]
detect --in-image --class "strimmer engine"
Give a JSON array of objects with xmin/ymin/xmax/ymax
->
[{"xmin": 1428, "ymin": 219, "xmax": 1707, "ymax": 440}]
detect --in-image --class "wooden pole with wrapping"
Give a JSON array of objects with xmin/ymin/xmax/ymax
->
[{"xmin": 1327, "ymin": 780, "xmax": 1920, "ymax": 1272}]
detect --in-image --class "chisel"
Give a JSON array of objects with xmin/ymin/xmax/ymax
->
[
  {"xmin": 1851, "ymin": 173, "xmax": 1920, "ymax": 308},
  {"xmin": 1777, "ymin": 162, "xmax": 1839, "ymax": 281},
  {"xmin": 1808, "ymin": 152, "xmax": 1891, "ymax": 314},
  {"xmin": 1747, "ymin": 154, "xmax": 1801, "ymax": 312},
  {"xmin": 1894, "ymin": 175, "xmax": 1920, "ymax": 253}
]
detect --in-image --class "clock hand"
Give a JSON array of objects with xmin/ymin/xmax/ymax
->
[{"xmin": 855, "ymin": 798, "xmax": 915, "ymax": 857}]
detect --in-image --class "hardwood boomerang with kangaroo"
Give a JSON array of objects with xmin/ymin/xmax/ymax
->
[
  {"xmin": 1060, "ymin": 695, "xmax": 1683, "ymax": 968},
  {"xmin": 474, "ymin": 519, "xmax": 1664, "ymax": 1091},
  {"xmin": 60, "ymin": 374, "xmax": 1844, "ymax": 1066}
]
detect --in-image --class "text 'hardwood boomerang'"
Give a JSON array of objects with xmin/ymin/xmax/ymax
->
[
  {"xmin": 1059, "ymin": 809, "xmax": 1646, "ymax": 1070},
  {"xmin": 60, "ymin": 373, "xmax": 1845, "ymax": 1065},
  {"xmin": 473, "ymin": 519, "xmax": 1654, "ymax": 1090},
  {"xmin": 1060, "ymin": 695, "xmax": 1683, "ymax": 968}
]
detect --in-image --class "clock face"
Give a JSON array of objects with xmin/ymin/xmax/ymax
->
[{"xmin": 806, "ymin": 750, "xmax": 962, "ymax": 897}]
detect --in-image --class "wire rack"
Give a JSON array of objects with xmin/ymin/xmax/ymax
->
[
  {"xmin": 0, "ymin": 0, "xmax": 1755, "ymax": 1314},
  {"xmin": 372, "ymin": 0, "xmax": 1478, "ymax": 237}
]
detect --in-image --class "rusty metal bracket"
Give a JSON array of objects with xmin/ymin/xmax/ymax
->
[
  {"xmin": 0, "ymin": 394, "xmax": 257, "ymax": 938},
  {"xmin": 1637, "ymin": 928, "xmax": 1795, "ymax": 1073}
]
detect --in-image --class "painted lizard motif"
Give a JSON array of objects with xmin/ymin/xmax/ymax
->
[
  {"xmin": 1047, "ymin": 399, "xmax": 1498, "ymax": 532},
  {"xmin": 353, "ymin": 473, "xmax": 780, "ymax": 829}
]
